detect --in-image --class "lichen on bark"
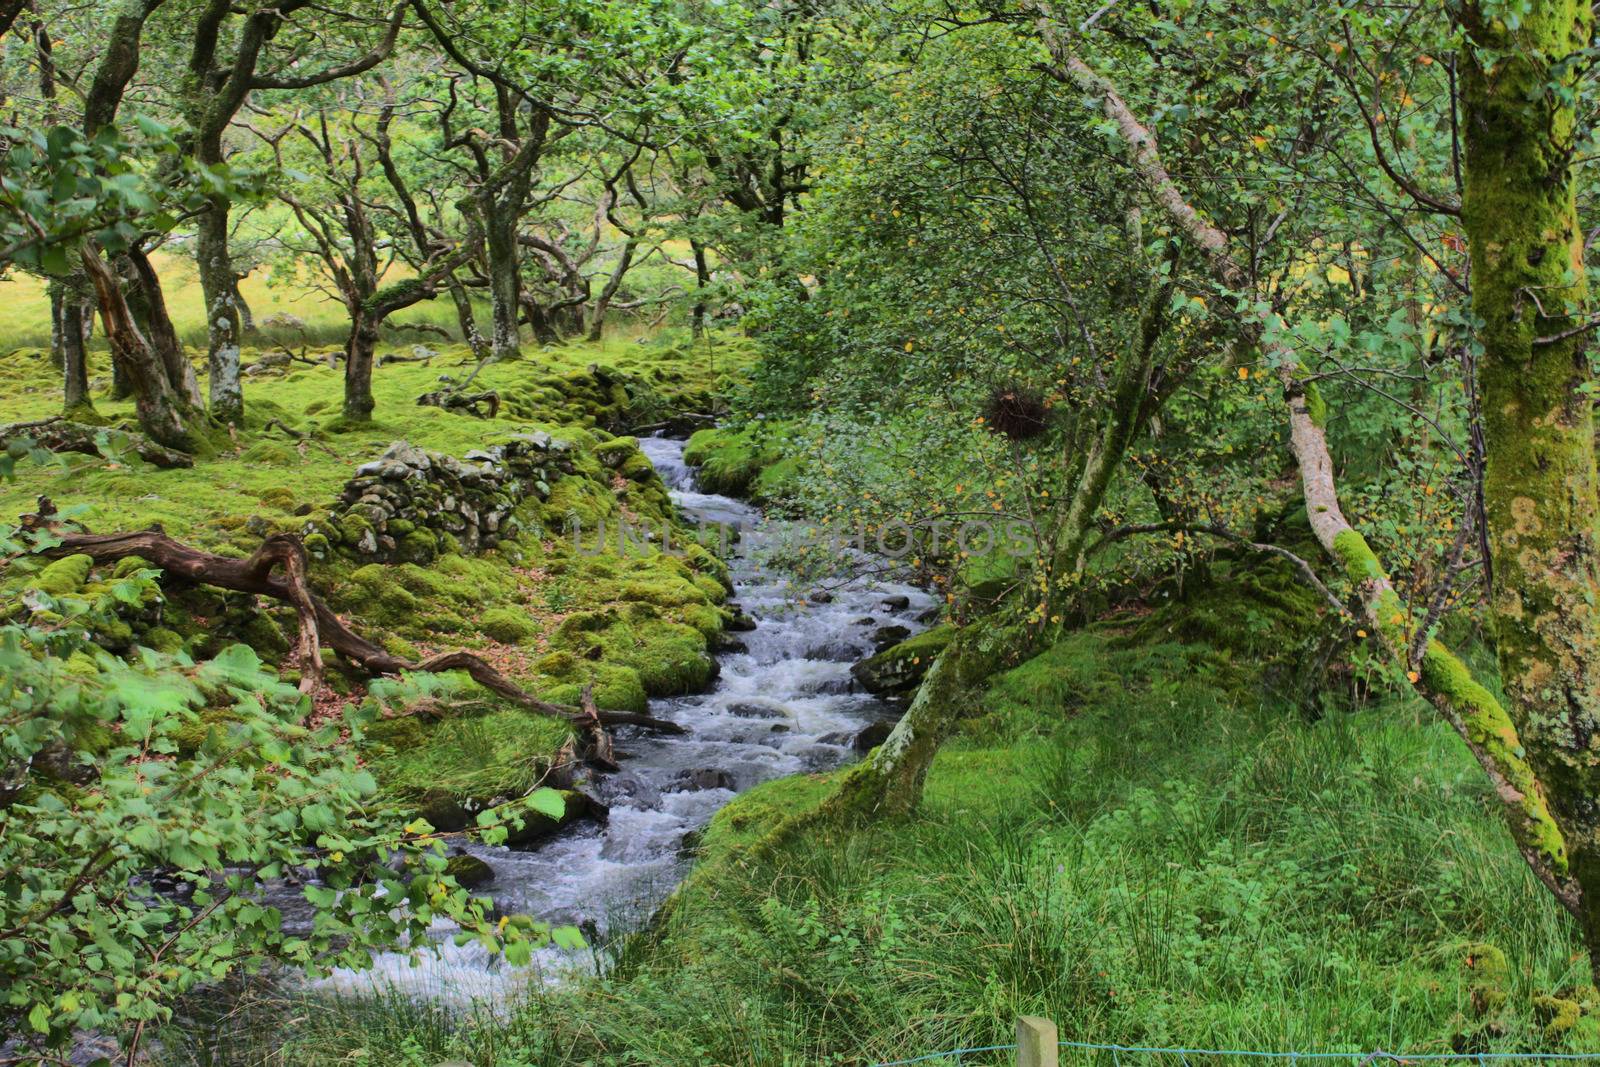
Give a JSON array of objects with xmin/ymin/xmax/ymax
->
[{"xmin": 1461, "ymin": 0, "xmax": 1600, "ymax": 970}]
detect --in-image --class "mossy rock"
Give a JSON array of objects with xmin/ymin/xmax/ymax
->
[
  {"xmin": 555, "ymin": 615, "xmax": 715, "ymax": 697},
  {"xmin": 851, "ymin": 624, "xmax": 955, "ymax": 696},
  {"xmin": 257, "ymin": 486, "xmax": 298, "ymax": 510},
  {"xmin": 112, "ymin": 555, "xmax": 154, "ymax": 579},
  {"xmin": 683, "ymin": 423, "xmax": 799, "ymax": 501},
  {"xmin": 543, "ymin": 476, "xmax": 617, "ymax": 533},
  {"xmin": 541, "ymin": 660, "xmax": 648, "ymax": 713},
  {"xmin": 444, "ymin": 853, "xmax": 495, "ymax": 889}
]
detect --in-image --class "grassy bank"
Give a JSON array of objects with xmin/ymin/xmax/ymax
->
[{"xmin": 203, "ymin": 562, "xmax": 1596, "ymax": 1065}]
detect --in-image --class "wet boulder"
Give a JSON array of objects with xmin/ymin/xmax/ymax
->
[
  {"xmin": 727, "ymin": 700, "xmax": 789, "ymax": 720},
  {"xmin": 853, "ymin": 719, "xmax": 898, "ymax": 753},
  {"xmin": 667, "ymin": 768, "xmax": 737, "ymax": 793},
  {"xmin": 871, "ymin": 624, "xmax": 912, "ymax": 652},
  {"xmin": 444, "ymin": 853, "xmax": 495, "ymax": 889},
  {"xmin": 802, "ymin": 638, "xmax": 863, "ymax": 662},
  {"xmin": 850, "ymin": 624, "xmax": 956, "ymax": 696}
]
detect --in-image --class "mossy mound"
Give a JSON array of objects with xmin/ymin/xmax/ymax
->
[{"xmin": 683, "ymin": 421, "xmax": 803, "ymax": 502}]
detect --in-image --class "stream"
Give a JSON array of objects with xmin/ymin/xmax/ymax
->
[{"xmin": 318, "ymin": 436, "xmax": 935, "ymax": 1003}]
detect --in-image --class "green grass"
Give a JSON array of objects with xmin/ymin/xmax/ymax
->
[
  {"xmin": 182, "ymin": 566, "xmax": 1599, "ymax": 1065},
  {"xmin": 0, "ymin": 251, "xmax": 482, "ymax": 350}
]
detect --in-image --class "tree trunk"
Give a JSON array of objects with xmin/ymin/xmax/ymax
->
[
  {"xmin": 78, "ymin": 245, "xmax": 204, "ymax": 452},
  {"xmin": 448, "ymin": 279, "xmax": 488, "ymax": 360},
  {"xmin": 586, "ymin": 237, "xmax": 638, "ymax": 342},
  {"xmin": 197, "ymin": 196, "xmax": 244, "ymax": 423},
  {"xmin": 48, "ymin": 283, "xmax": 65, "ymax": 371},
  {"xmin": 122, "ymin": 248, "xmax": 201, "ymax": 407},
  {"xmin": 1460, "ymin": 0, "xmax": 1600, "ymax": 977},
  {"xmin": 1032, "ymin": 16, "xmax": 1580, "ymax": 928},
  {"xmin": 483, "ymin": 203, "xmax": 523, "ymax": 360},
  {"xmin": 522, "ymin": 293, "xmax": 562, "ymax": 345},
  {"xmin": 233, "ymin": 274, "xmax": 255, "ymax": 336},
  {"xmin": 815, "ymin": 628, "xmax": 996, "ymax": 822},
  {"xmin": 344, "ymin": 308, "xmax": 380, "ymax": 421},
  {"xmin": 691, "ymin": 239, "xmax": 711, "ymax": 338},
  {"xmin": 60, "ymin": 292, "xmax": 91, "ymax": 416}
]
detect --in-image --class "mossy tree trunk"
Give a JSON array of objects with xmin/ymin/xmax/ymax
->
[
  {"xmin": 815, "ymin": 271, "xmax": 1177, "ymax": 822},
  {"xmin": 121, "ymin": 247, "xmax": 201, "ymax": 408},
  {"xmin": 1460, "ymin": 0, "xmax": 1600, "ymax": 974},
  {"xmin": 54, "ymin": 280, "xmax": 91, "ymax": 417},
  {"xmin": 816, "ymin": 627, "xmax": 994, "ymax": 821},
  {"xmin": 196, "ymin": 193, "xmax": 244, "ymax": 426},
  {"xmin": 78, "ymin": 244, "xmax": 207, "ymax": 453},
  {"xmin": 691, "ymin": 238, "xmax": 711, "ymax": 338},
  {"xmin": 481, "ymin": 200, "xmax": 524, "ymax": 360}
]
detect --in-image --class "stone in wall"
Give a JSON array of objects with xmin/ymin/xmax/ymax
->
[{"xmin": 306, "ymin": 433, "xmax": 577, "ymax": 564}]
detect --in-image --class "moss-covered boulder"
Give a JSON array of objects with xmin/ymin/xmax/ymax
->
[
  {"xmin": 851, "ymin": 624, "xmax": 955, "ymax": 696},
  {"xmin": 684, "ymin": 425, "xmax": 787, "ymax": 497},
  {"xmin": 444, "ymin": 853, "xmax": 495, "ymax": 889}
]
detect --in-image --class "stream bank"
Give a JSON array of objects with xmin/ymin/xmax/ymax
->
[{"xmin": 318, "ymin": 435, "xmax": 937, "ymax": 1001}]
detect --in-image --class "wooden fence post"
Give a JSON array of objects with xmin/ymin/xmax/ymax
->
[{"xmin": 1017, "ymin": 1015, "xmax": 1058, "ymax": 1067}]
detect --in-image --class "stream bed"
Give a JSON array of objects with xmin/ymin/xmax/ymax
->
[{"xmin": 319, "ymin": 436, "xmax": 934, "ymax": 1002}]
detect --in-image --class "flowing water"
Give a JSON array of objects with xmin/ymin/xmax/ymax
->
[{"xmin": 319, "ymin": 436, "xmax": 934, "ymax": 1002}]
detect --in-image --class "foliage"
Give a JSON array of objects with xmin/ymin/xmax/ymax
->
[{"xmin": 0, "ymin": 527, "xmax": 575, "ymax": 1059}]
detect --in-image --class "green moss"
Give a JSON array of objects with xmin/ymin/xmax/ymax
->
[
  {"xmin": 339, "ymin": 565, "xmax": 422, "ymax": 628},
  {"xmin": 363, "ymin": 706, "xmax": 572, "ymax": 807},
  {"xmin": 553, "ymin": 615, "xmax": 715, "ymax": 697},
  {"xmin": 1420, "ymin": 638, "xmax": 1569, "ymax": 874},
  {"xmin": 681, "ymin": 422, "xmax": 800, "ymax": 499},
  {"xmin": 480, "ymin": 607, "xmax": 539, "ymax": 645},
  {"xmin": 543, "ymin": 476, "xmax": 616, "ymax": 533},
  {"xmin": 111, "ymin": 556, "xmax": 153, "ymax": 579},
  {"xmin": 140, "ymin": 627, "xmax": 184, "ymax": 654},
  {"xmin": 1534, "ymin": 994, "xmax": 1583, "ymax": 1036},
  {"xmin": 1301, "ymin": 379, "xmax": 1327, "ymax": 429},
  {"xmin": 32, "ymin": 554, "xmax": 93, "ymax": 596}
]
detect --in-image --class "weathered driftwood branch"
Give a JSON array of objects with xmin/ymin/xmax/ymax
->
[
  {"xmin": 33, "ymin": 526, "xmax": 686, "ymax": 741},
  {"xmin": 0, "ymin": 417, "xmax": 193, "ymax": 470}
]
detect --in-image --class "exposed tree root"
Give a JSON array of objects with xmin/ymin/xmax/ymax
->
[
  {"xmin": 1, "ymin": 417, "xmax": 194, "ymax": 470},
  {"xmin": 24, "ymin": 519, "xmax": 686, "ymax": 760}
]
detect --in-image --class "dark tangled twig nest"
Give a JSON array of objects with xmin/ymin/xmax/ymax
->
[{"xmin": 982, "ymin": 385, "xmax": 1050, "ymax": 441}]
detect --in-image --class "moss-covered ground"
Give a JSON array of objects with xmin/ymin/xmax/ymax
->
[
  {"xmin": 2, "ymin": 333, "xmax": 754, "ymax": 824},
  {"xmin": 206, "ymin": 560, "xmax": 1599, "ymax": 1065}
]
